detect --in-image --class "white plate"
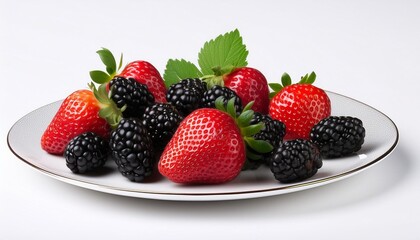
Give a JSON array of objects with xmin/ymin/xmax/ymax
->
[{"xmin": 7, "ymin": 92, "xmax": 398, "ymax": 201}]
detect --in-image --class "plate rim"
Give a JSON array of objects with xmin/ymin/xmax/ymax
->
[{"xmin": 7, "ymin": 91, "xmax": 400, "ymax": 200}]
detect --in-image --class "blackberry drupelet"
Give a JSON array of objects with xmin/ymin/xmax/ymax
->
[
  {"xmin": 243, "ymin": 113, "xmax": 286, "ymax": 170},
  {"xmin": 269, "ymin": 139, "xmax": 322, "ymax": 183},
  {"xmin": 185, "ymin": 78, "xmax": 208, "ymax": 94},
  {"xmin": 166, "ymin": 78, "xmax": 207, "ymax": 116},
  {"xmin": 201, "ymin": 85, "xmax": 243, "ymax": 115},
  {"xmin": 142, "ymin": 103, "xmax": 183, "ymax": 151},
  {"xmin": 110, "ymin": 118, "xmax": 155, "ymax": 182},
  {"xmin": 310, "ymin": 116, "xmax": 365, "ymax": 158},
  {"xmin": 64, "ymin": 132, "xmax": 109, "ymax": 173},
  {"xmin": 109, "ymin": 76, "xmax": 155, "ymax": 118}
]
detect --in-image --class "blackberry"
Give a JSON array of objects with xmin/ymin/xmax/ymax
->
[
  {"xmin": 251, "ymin": 112, "xmax": 286, "ymax": 148},
  {"xmin": 142, "ymin": 103, "xmax": 183, "ymax": 151},
  {"xmin": 201, "ymin": 85, "xmax": 243, "ymax": 115},
  {"xmin": 64, "ymin": 132, "xmax": 109, "ymax": 173},
  {"xmin": 269, "ymin": 139, "xmax": 322, "ymax": 183},
  {"xmin": 166, "ymin": 78, "xmax": 207, "ymax": 116},
  {"xmin": 110, "ymin": 118, "xmax": 155, "ymax": 182},
  {"xmin": 310, "ymin": 116, "xmax": 365, "ymax": 158},
  {"xmin": 109, "ymin": 76, "xmax": 155, "ymax": 118},
  {"xmin": 243, "ymin": 113, "xmax": 286, "ymax": 170}
]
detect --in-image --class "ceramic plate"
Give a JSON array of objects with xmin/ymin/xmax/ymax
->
[{"xmin": 7, "ymin": 92, "xmax": 398, "ymax": 201}]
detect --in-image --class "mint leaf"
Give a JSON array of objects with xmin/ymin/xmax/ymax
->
[
  {"xmin": 163, "ymin": 59, "xmax": 203, "ymax": 88},
  {"xmin": 198, "ymin": 29, "xmax": 248, "ymax": 75}
]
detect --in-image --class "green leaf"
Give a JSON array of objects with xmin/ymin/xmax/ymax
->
[
  {"xmin": 245, "ymin": 137, "xmax": 274, "ymax": 154},
  {"xmin": 90, "ymin": 70, "xmax": 111, "ymax": 84},
  {"xmin": 118, "ymin": 53, "xmax": 124, "ymax": 71},
  {"xmin": 299, "ymin": 71, "xmax": 316, "ymax": 84},
  {"xmin": 269, "ymin": 83, "xmax": 283, "ymax": 92},
  {"xmin": 306, "ymin": 71, "xmax": 316, "ymax": 84},
  {"xmin": 281, "ymin": 72, "xmax": 292, "ymax": 86},
  {"xmin": 241, "ymin": 122, "xmax": 264, "ymax": 137},
  {"xmin": 163, "ymin": 59, "xmax": 203, "ymax": 88},
  {"xmin": 214, "ymin": 96, "xmax": 226, "ymax": 111},
  {"xmin": 299, "ymin": 73, "xmax": 308, "ymax": 83},
  {"xmin": 242, "ymin": 101, "xmax": 254, "ymax": 112},
  {"xmin": 237, "ymin": 110, "xmax": 254, "ymax": 128},
  {"xmin": 96, "ymin": 48, "xmax": 117, "ymax": 75},
  {"xmin": 226, "ymin": 98, "xmax": 237, "ymax": 118},
  {"xmin": 198, "ymin": 29, "xmax": 248, "ymax": 75}
]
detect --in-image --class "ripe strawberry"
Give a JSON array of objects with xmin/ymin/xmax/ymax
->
[
  {"xmin": 90, "ymin": 48, "xmax": 167, "ymax": 102},
  {"xmin": 41, "ymin": 90, "xmax": 111, "ymax": 155},
  {"xmin": 120, "ymin": 61, "xmax": 167, "ymax": 103},
  {"xmin": 269, "ymin": 72, "xmax": 331, "ymax": 140},
  {"xmin": 223, "ymin": 67, "xmax": 269, "ymax": 114},
  {"xmin": 158, "ymin": 98, "xmax": 272, "ymax": 184}
]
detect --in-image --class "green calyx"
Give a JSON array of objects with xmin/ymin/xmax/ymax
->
[
  {"xmin": 90, "ymin": 48, "xmax": 123, "ymax": 84},
  {"xmin": 89, "ymin": 82, "xmax": 124, "ymax": 128},
  {"xmin": 269, "ymin": 71, "xmax": 317, "ymax": 99},
  {"xmin": 215, "ymin": 97, "xmax": 273, "ymax": 160},
  {"xmin": 201, "ymin": 65, "xmax": 236, "ymax": 89}
]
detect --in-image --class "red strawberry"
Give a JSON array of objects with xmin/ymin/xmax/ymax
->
[
  {"xmin": 269, "ymin": 72, "xmax": 331, "ymax": 140},
  {"xmin": 158, "ymin": 108, "xmax": 245, "ymax": 184},
  {"xmin": 90, "ymin": 48, "xmax": 167, "ymax": 102},
  {"xmin": 158, "ymin": 98, "xmax": 272, "ymax": 184},
  {"xmin": 119, "ymin": 61, "xmax": 167, "ymax": 103},
  {"xmin": 41, "ymin": 89, "xmax": 110, "ymax": 155},
  {"xmin": 223, "ymin": 67, "xmax": 270, "ymax": 114}
]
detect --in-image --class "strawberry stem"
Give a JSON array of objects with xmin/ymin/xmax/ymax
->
[{"xmin": 203, "ymin": 75, "xmax": 224, "ymax": 89}]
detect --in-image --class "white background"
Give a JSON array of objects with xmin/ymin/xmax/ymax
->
[{"xmin": 1, "ymin": 0, "xmax": 419, "ymax": 239}]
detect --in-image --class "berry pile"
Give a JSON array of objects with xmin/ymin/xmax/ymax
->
[{"xmin": 41, "ymin": 29, "xmax": 366, "ymax": 185}]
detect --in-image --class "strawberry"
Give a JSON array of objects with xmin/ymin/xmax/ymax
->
[
  {"xmin": 158, "ymin": 98, "xmax": 272, "ymax": 184},
  {"xmin": 119, "ymin": 61, "xmax": 167, "ymax": 102},
  {"xmin": 223, "ymin": 67, "xmax": 269, "ymax": 114},
  {"xmin": 41, "ymin": 89, "xmax": 111, "ymax": 155},
  {"xmin": 90, "ymin": 48, "xmax": 167, "ymax": 102},
  {"xmin": 269, "ymin": 72, "xmax": 331, "ymax": 140}
]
